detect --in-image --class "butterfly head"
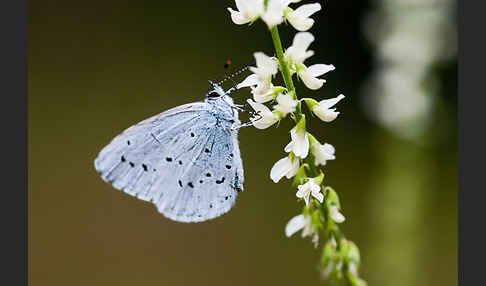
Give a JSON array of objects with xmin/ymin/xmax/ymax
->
[{"xmin": 206, "ymin": 81, "xmax": 226, "ymax": 100}]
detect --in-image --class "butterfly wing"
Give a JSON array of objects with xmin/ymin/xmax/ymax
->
[{"xmin": 94, "ymin": 102, "xmax": 244, "ymax": 222}]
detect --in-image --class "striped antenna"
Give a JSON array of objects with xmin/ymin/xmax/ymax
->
[{"xmin": 217, "ymin": 62, "xmax": 254, "ymax": 86}]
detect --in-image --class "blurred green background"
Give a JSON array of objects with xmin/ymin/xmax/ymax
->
[{"xmin": 29, "ymin": 1, "xmax": 457, "ymax": 285}]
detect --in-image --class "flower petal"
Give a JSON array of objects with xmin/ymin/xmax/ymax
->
[
  {"xmin": 283, "ymin": 0, "xmax": 303, "ymax": 5},
  {"xmin": 329, "ymin": 205, "xmax": 346, "ymax": 223},
  {"xmin": 251, "ymin": 52, "xmax": 278, "ymax": 78},
  {"xmin": 285, "ymin": 157, "xmax": 300, "ymax": 179},
  {"xmin": 227, "ymin": 8, "xmax": 251, "ymax": 25},
  {"xmin": 270, "ymin": 157, "xmax": 292, "ymax": 183},
  {"xmin": 290, "ymin": 128, "xmax": 309, "ymax": 158},
  {"xmin": 296, "ymin": 3, "xmax": 321, "ymax": 18},
  {"xmin": 237, "ymin": 74, "xmax": 259, "ymax": 89},
  {"xmin": 228, "ymin": 0, "xmax": 264, "ymax": 25},
  {"xmin": 247, "ymin": 99, "xmax": 279, "ymax": 129},
  {"xmin": 253, "ymin": 115, "xmax": 278, "ymax": 129},
  {"xmin": 322, "ymin": 143, "xmax": 335, "ymax": 155},
  {"xmin": 286, "ymin": 3, "xmax": 321, "ymax": 31},
  {"xmin": 301, "ymin": 223, "xmax": 313, "ymax": 237},
  {"xmin": 273, "ymin": 93, "xmax": 298, "ymax": 117},
  {"xmin": 284, "ymin": 32, "xmax": 315, "ymax": 65},
  {"xmin": 247, "ymin": 98, "xmax": 271, "ymax": 114},
  {"xmin": 261, "ymin": 0, "xmax": 285, "ymax": 28},
  {"xmin": 313, "ymin": 95, "xmax": 345, "ymax": 122},
  {"xmin": 313, "ymin": 192, "xmax": 324, "ymax": 203},
  {"xmin": 284, "ymin": 141, "xmax": 294, "ymax": 153},
  {"xmin": 313, "ymin": 142, "xmax": 336, "ymax": 166},
  {"xmin": 285, "ymin": 214, "xmax": 307, "ymax": 237},
  {"xmin": 313, "ymin": 106, "xmax": 339, "ymax": 122},
  {"xmin": 318, "ymin": 94, "xmax": 345, "ymax": 109},
  {"xmin": 254, "ymin": 80, "xmax": 274, "ymax": 96},
  {"xmin": 303, "ymin": 194, "xmax": 310, "ymax": 206},
  {"xmin": 296, "ymin": 187, "xmax": 306, "ymax": 199},
  {"xmin": 289, "ymin": 17, "xmax": 314, "ymax": 32},
  {"xmin": 307, "ymin": 64, "xmax": 335, "ymax": 77},
  {"xmin": 253, "ymin": 91, "xmax": 274, "ymax": 103},
  {"xmin": 299, "ymin": 67, "xmax": 325, "ymax": 90},
  {"xmin": 309, "ymin": 180, "xmax": 321, "ymax": 193}
]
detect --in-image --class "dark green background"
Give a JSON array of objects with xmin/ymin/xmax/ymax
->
[{"xmin": 29, "ymin": 1, "xmax": 457, "ymax": 285}]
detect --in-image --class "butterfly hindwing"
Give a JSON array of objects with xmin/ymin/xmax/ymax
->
[
  {"xmin": 157, "ymin": 125, "xmax": 242, "ymax": 222},
  {"xmin": 94, "ymin": 101, "xmax": 244, "ymax": 222}
]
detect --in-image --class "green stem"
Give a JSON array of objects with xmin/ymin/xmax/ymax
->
[
  {"xmin": 270, "ymin": 26, "xmax": 295, "ymax": 93},
  {"xmin": 270, "ymin": 26, "xmax": 302, "ymax": 121},
  {"xmin": 270, "ymin": 22, "xmax": 362, "ymax": 286}
]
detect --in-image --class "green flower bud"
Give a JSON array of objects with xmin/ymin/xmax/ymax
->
[
  {"xmin": 302, "ymin": 97, "xmax": 319, "ymax": 111},
  {"xmin": 346, "ymin": 240, "xmax": 361, "ymax": 265},
  {"xmin": 325, "ymin": 186, "xmax": 341, "ymax": 209},
  {"xmin": 292, "ymin": 163, "xmax": 307, "ymax": 187},
  {"xmin": 313, "ymin": 171, "xmax": 325, "ymax": 186},
  {"xmin": 295, "ymin": 114, "xmax": 306, "ymax": 133}
]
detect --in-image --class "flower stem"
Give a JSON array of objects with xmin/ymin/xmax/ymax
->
[
  {"xmin": 270, "ymin": 26, "xmax": 295, "ymax": 93},
  {"xmin": 270, "ymin": 26, "xmax": 303, "ymax": 121},
  {"xmin": 269, "ymin": 23, "xmax": 362, "ymax": 286}
]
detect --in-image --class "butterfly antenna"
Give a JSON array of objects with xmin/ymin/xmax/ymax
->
[{"xmin": 217, "ymin": 62, "xmax": 254, "ymax": 86}]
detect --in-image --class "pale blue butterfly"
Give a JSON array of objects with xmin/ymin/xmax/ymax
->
[{"xmin": 94, "ymin": 80, "xmax": 252, "ymax": 223}]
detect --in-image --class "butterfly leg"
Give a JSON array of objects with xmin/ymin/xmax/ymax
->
[
  {"xmin": 231, "ymin": 103, "xmax": 260, "ymax": 117},
  {"xmin": 224, "ymin": 81, "xmax": 239, "ymax": 96},
  {"xmin": 231, "ymin": 112, "xmax": 263, "ymax": 130}
]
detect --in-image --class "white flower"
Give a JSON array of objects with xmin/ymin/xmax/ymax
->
[
  {"xmin": 249, "ymin": 52, "xmax": 278, "ymax": 95},
  {"xmin": 329, "ymin": 205, "xmax": 345, "ymax": 223},
  {"xmin": 285, "ymin": 214, "xmax": 310, "ymax": 237},
  {"xmin": 237, "ymin": 74, "xmax": 281, "ymax": 103},
  {"xmin": 285, "ymin": 32, "xmax": 315, "ymax": 66},
  {"xmin": 298, "ymin": 64, "xmax": 335, "ymax": 90},
  {"xmin": 236, "ymin": 73, "xmax": 259, "ymax": 89},
  {"xmin": 252, "ymin": 86, "xmax": 278, "ymax": 103},
  {"xmin": 285, "ymin": 214, "xmax": 320, "ymax": 247},
  {"xmin": 261, "ymin": 0, "xmax": 286, "ymax": 28},
  {"xmin": 284, "ymin": 126, "xmax": 309, "ymax": 158},
  {"xmin": 286, "ymin": 3, "xmax": 322, "ymax": 31},
  {"xmin": 312, "ymin": 142, "xmax": 335, "ymax": 166},
  {"xmin": 227, "ymin": 0, "xmax": 264, "ymax": 25},
  {"xmin": 285, "ymin": 33, "xmax": 334, "ymax": 90},
  {"xmin": 296, "ymin": 179, "xmax": 323, "ymax": 206},
  {"xmin": 283, "ymin": 0, "xmax": 303, "ymax": 5},
  {"xmin": 313, "ymin": 94, "xmax": 345, "ymax": 122},
  {"xmin": 270, "ymin": 155, "xmax": 299, "ymax": 183},
  {"xmin": 273, "ymin": 93, "xmax": 298, "ymax": 117},
  {"xmin": 247, "ymin": 99, "xmax": 280, "ymax": 129}
]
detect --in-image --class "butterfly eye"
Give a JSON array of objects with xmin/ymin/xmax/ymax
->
[{"xmin": 207, "ymin": 91, "xmax": 220, "ymax": 98}]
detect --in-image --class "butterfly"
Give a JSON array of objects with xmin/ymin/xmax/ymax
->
[{"xmin": 94, "ymin": 81, "xmax": 247, "ymax": 223}]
